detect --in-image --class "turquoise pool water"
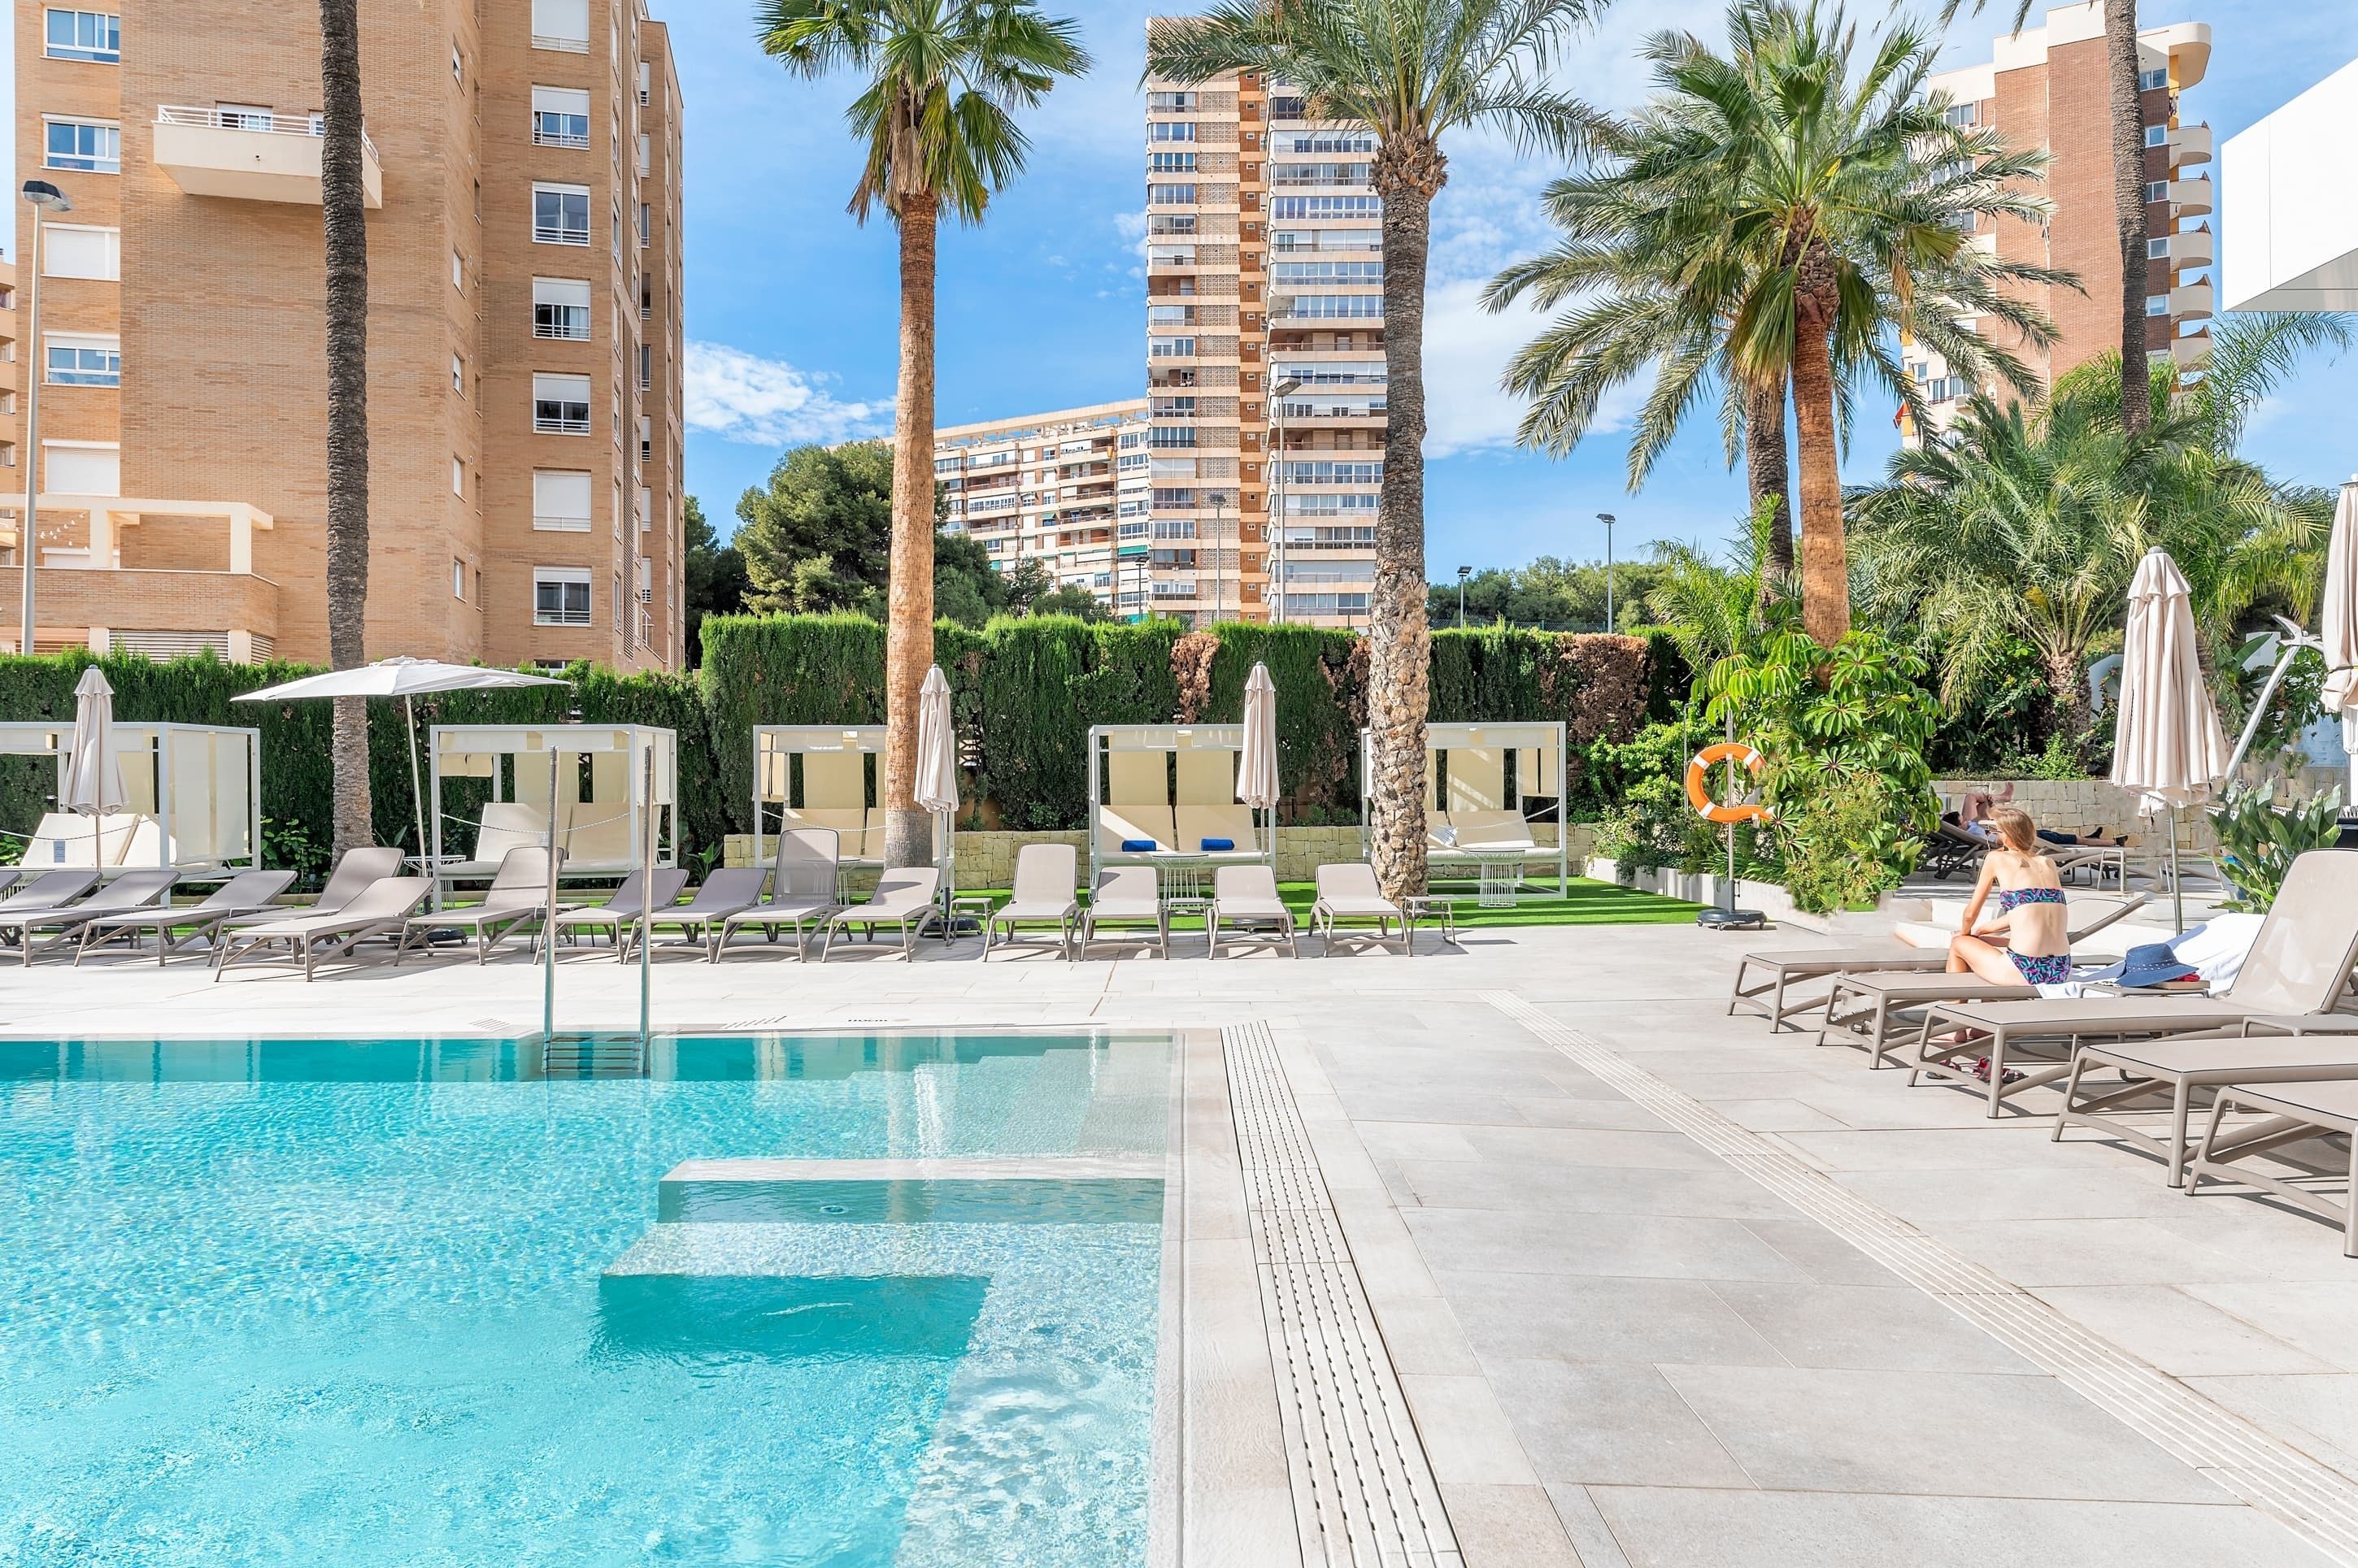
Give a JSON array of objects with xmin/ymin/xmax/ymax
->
[{"xmin": 0, "ymin": 1033, "xmax": 1172, "ymax": 1566}]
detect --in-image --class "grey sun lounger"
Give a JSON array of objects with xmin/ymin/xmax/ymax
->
[
  {"xmin": 1908, "ymin": 850, "xmax": 2358, "ymax": 1117},
  {"xmin": 549, "ymin": 866, "xmax": 693, "ymax": 960},
  {"xmin": 981, "ymin": 843, "xmax": 1078, "ymax": 961},
  {"xmin": 1730, "ymin": 893, "xmax": 2152, "ymax": 1031},
  {"xmin": 214, "ymin": 875, "xmax": 433, "ymax": 980},
  {"xmin": 0, "ymin": 869, "xmax": 100, "ymax": 921},
  {"xmin": 714, "ymin": 829, "xmax": 842, "ymax": 961},
  {"xmin": 1077, "ymin": 865, "xmax": 1168, "ymax": 961},
  {"xmin": 75, "ymin": 869, "xmax": 296, "ymax": 965},
  {"xmin": 630, "ymin": 867, "xmax": 769, "ymax": 958},
  {"xmin": 0, "ymin": 870, "xmax": 179, "ymax": 966},
  {"xmin": 2187, "ymin": 1079, "xmax": 2358, "ymax": 1255},
  {"xmin": 215, "ymin": 846, "xmax": 402, "ymax": 936},
  {"xmin": 819, "ymin": 867, "xmax": 941, "ymax": 962},
  {"xmin": 395, "ymin": 847, "xmax": 562, "ymax": 964},
  {"xmin": 1208, "ymin": 864, "xmax": 1298, "ymax": 959},
  {"xmin": 1311, "ymin": 862, "xmax": 1413, "ymax": 954},
  {"xmin": 2054, "ymin": 1020, "xmax": 2358, "ymax": 1188}
]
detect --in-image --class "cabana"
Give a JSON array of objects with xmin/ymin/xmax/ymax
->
[
  {"xmin": 1360, "ymin": 722, "xmax": 1568, "ymax": 903},
  {"xmin": 425, "ymin": 723, "xmax": 675, "ymax": 893},
  {"xmin": 751, "ymin": 725, "xmax": 888, "ymax": 871},
  {"xmin": 1089, "ymin": 723, "xmax": 1271, "ymax": 897},
  {"xmin": 0, "ymin": 722, "xmax": 260, "ymax": 879}
]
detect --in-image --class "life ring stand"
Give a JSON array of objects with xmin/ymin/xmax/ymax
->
[{"xmin": 1686, "ymin": 742, "xmax": 1769, "ymax": 824}]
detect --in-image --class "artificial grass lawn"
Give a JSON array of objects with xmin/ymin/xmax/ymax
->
[{"xmin": 951, "ymin": 875, "xmax": 1703, "ymax": 931}]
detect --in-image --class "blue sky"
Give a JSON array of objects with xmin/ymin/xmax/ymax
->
[{"xmin": 666, "ymin": 0, "xmax": 2358, "ymax": 571}]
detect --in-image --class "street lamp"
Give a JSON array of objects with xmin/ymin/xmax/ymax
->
[
  {"xmin": 1455, "ymin": 565, "xmax": 1470, "ymax": 628},
  {"xmin": 1595, "ymin": 512, "xmax": 1617, "ymax": 633},
  {"xmin": 17, "ymin": 180, "xmax": 72, "ymax": 657},
  {"xmin": 1269, "ymin": 376, "xmax": 1302, "ymax": 624}
]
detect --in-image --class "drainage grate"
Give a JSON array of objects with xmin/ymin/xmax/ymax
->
[
  {"xmin": 1485, "ymin": 992, "xmax": 2358, "ymax": 1566},
  {"xmin": 1224, "ymin": 1023, "xmax": 1460, "ymax": 1567}
]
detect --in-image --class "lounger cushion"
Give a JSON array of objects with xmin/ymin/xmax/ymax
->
[
  {"xmin": 1121, "ymin": 839, "xmax": 1156, "ymax": 853},
  {"xmin": 1199, "ymin": 837, "xmax": 1234, "ymax": 852}
]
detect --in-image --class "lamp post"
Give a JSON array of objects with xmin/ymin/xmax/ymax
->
[
  {"xmin": 1209, "ymin": 489, "xmax": 1227, "ymax": 626},
  {"xmin": 1595, "ymin": 512, "xmax": 1616, "ymax": 633},
  {"xmin": 1269, "ymin": 376, "xmax": 1301, "ymax": 623},
  {"xmin": 1455, "ymin": 565, "xmax": 1470, "ymax": 628},
  {"xmin": 17, "ymin": 180, "xmax": 72, "ymax": 657}
]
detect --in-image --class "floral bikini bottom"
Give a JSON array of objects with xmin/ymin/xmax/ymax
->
[{"xmin": 1995, "ymin": 886, "xmax": 2070, "ymax": 984}]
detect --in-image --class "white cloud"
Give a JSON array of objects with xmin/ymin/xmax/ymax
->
[
  {"xmin": 1419, "ymin": 278, "xmax": 1647, "ymax": 459},
  {"xmin": 683, "ymin": 341, "xmax": 888, "ymax": 446}
]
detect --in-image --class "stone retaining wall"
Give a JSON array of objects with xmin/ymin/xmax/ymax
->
[{"xmin": 1935, "ymin": 778, "xmax": 2217, "ymax": 851}]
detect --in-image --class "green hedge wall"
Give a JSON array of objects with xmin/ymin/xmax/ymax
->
[{"xmin": 0, "ymin": 619, "xmax": 1661, "ymax": 865}]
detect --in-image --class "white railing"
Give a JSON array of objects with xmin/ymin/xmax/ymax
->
[
  {"xmin": 156, "ymin": 106, "xmax": 378, "ymax": 163},
  {"xmin": 533, "ymin": 33, "xmax": 591, "ymax": 53},
  {"xmin": 533, "ymin": 412, "xmax": 592, "ymax": 436},
  {"xmin": 533, "ymin": 223, "xmax": 591, "ymax": 245},
  {"xmin": 533, "ymin": 514, "xmax": 592, "ymax": 532}
]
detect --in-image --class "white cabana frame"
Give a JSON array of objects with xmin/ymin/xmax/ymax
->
[
  {"xmin": 752, "ymin": 724, "xmax": 887, "ymax": 870},
  {"xmin": 0, "ymin": 721, "xmax": 262, "ymax": 878},
  {"xmin": 426, "ymin": 723, "xmax": 676, "ymax": 892},
  {"xmin": 1360, "ymin": 721, "xmax": 1570, "ymax": 900},
  {"xmin": 1088, "ymin": 723, "xmax": 1273, "ymax": 894}
]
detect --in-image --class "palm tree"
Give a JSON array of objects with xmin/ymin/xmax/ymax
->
[
  {"xmin": 759, "ymin": 0, "xmax": 1089, "ymax": 868},
  {"xmin": 320, "ymin": 0, "xmax": 372, "ymax": 856},
  {"xmin": 1603, "ymin": 2, "xmax": 2068, "ymax": 647},
  {"xmin": 1146, "ymin": 0, "xmax": 1610, "ymax": 901}
]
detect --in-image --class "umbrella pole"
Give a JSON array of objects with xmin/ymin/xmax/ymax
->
[
  {"xmin": 639, "ymin": 746, "xmax": 652, "ymax": 1049},
  {"xmin": 2169, "ymin": 804, "xmax": 2185, "ymax": 934},
  {"xmin": 544, "ymin": 755, "xmax": 559, "ymax": 1040},
  {"xmin": 403, "ymin": 696, "xmax": 429, "ymax": 868}
]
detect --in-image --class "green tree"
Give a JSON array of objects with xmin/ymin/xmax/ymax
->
[
  {"xmin": 1029, "ymin": 584, "xmax": 1112, "ymax": 623},
  {"xmin": 1002, "ymin": 557, "xmax": 1055, "ymax": 613},
  {"xmin": 1147, "ymin": 0, "xmax": 1611, "ymax": 901},
  {"xmin": 932, "ymin": 529, "xmax": 1012, "ymax": 628},
  {"xmin": 1425, "ymin": 558, "xmax": 1670, "ymax": 631},
  {"xmin": 759, "ymin": 0, "xmax": 1090, "ymax": 867},
  {"xmin": 735, "ymin": 441, "xmax": 898, "ymax": 615},
  {"xmin": 682, "ymin": 496, "xmax": 748, "ymax": 666},
  {"xmin": 320, "ymin": 0, "xmax": 372, "ymax": 856}
]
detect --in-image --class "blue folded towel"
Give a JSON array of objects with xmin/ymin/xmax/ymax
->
[
  {"xmin": 1120, "ymin": 839, "xmax": 1157, "ymax": 853},
  {"xmin": 1199, "ymin": 837, "xmax": 1235, "ymax": 852}
]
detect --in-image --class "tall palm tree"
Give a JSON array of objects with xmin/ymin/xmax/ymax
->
[
  {"xmin": 1616, "ymin": 2, "xmax": 2068, "ymax": 647},
  {"xmin": 320, "ymin": 0, "xmax": 372, "ymax": 856},
  {"xmin": 1146, "ymin": 0, "xmax": 1610, "ymax": 901},
  {"xmin": 759, "ymin": 0, "xmax": 1089, "ymax": 868}
]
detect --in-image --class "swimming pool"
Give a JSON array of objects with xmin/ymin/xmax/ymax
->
[{"xmin": 0, "ymin": 1032, "xmax": 1174, "ymax": 1565}]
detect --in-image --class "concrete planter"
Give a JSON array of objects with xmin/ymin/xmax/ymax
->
[{"xmin": 1585, "ymin": 857, "xmax": 1902, "ymax": 936}]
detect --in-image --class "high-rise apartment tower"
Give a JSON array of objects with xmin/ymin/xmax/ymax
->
[
  {"xmin": 5, "ymin": 0, "xmax": 685, "ymax": 669},
  {"xmin": 935, "ymin": 399, "xmax": 1147, "ymax": 612},
  {"xmin": 1903, "ymin": 2, "xmax": 2212, "ymax": 438}
]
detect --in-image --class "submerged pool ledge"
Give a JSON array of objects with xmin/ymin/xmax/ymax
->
[{"xmin": 655, "ymin": 1158, "xmax": 1166, "ymax": 1226}]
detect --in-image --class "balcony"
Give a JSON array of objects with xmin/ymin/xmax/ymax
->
[
  {"xmin": 2168, "ymin": 122, "xmax": 2213, "ymax": 167},
  {"xmin": 154, "ymin": 106, "xmax": 382, "ymax": 208},
  {"xmin": 2173, "ymin": 331, "xmax": 2213, "ymax": 368},
  {"xmin": 2169, "ymin": 280, "xmax": 2215, "ymax": 319},
  {"xmin": 2164, "ymin": 176, "xmax": 2213, "ymax": 215},
  {"xmin": 2161, "ymin": 228, "xmax": 2213, "ymax": 269},
  {"xmin": 0, "ymin": 495, "xmax": 278, "ymax": 658}
]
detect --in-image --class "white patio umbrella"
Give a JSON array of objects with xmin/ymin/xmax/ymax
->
[
  {"xmin": 63, "ymin": 667, "xmax": 129, "ymax": 866},
  {"xmin": 1238, "ymin": 661, "xmax": 1279, "ymax": 856},
  {"xmin": 913, "ymin": 666, "xmax": 960, "ymax": 922},
  {"xmin": 233, "ymin": 656, "xmax": 568, "ymax": 862},
  {"xmin": 2112, "ymin": 547, "xmax": 2229, "ymax": 931},
  {"xmin": 2321, "ymin": 479, "xmax": 2358, "ymax": 798}
]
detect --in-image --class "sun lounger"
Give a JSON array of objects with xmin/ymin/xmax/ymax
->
[
  {"xmin": 1208, "ymin": 864, "xmax": 1298, "ymax": 959},
  {"xmin": 714, "ymin": 829, "xmax": 842, "ymax": 961},
  {"xmin": 0, "ymin": 869, "xmax": 99, "ymax": 920},
  {"xmin": 433, "ymin": 801, "xmax": 553, "ymax": 883},
  {"xmin": 981, "ymin": 843, "xmax": 1078, "ymax": 961},
  {"xmin": 395, "ymin": 848, "xmax": 561, "ymax": 964},
  {"xmin": 74, "ymin": 869, "xmax": 296, "ymax": 965},
  {"xmin": 1908, "ymin": 850, "xmax": 2358, "ymax": 1116},
  {"xmin": 1077, "ymin": 865, "xmax": 1168, "ymax": 960},
  {"xmin": 2053, "ymin": 1019, "xmax": 2358, "ymax": 1187},
  {"xmin": 218, "ymin": 846, "xmax": 404, "ymax": 939},
  {"xmin": 1920, "ymin": 819, "xmax": 1992, "ymax": 881},
  {"xmin": 1311, "ymin": 862, "xmax": 1411, "ymax": 953},
  {"xmin": 213, "ymin": 875, "xmax": 433, "ymax": 980},
  {"xmin": 0, "ymin": 870, "xmax": 178, "ymax": 966},
  {"xmin": 2187, "ymin": 1079, "xmax": 2358, "ymax": 1255},
  {"xmin": 819, "ymin": 867, "xmax": 941, "ymax": 961},
  {"xmin": 632, "ymin": 867, "xmax": 768, "ymax": 958},
  {"xmin": 548, "ymin": 866, "xmax": 692, "ymax": 961}
]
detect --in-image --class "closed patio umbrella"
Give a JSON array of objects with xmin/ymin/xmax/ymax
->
[
  {"xmin": 1238, "ymin": 661, "xmax": 1279, "ymax": 856},
  {"xmin": 2322, "ymin": 479, "xmax": 2358, "ymax": 799},
  {"xmin": 2112, "ymin": 547, "xmax": 2228, "ymax": 931},
  {"xmin": 913, "ymin": 666, "xmax": 959, "ymax": 918},
  {"xmin": 63, "ymin": 667, "xmax": 128, "ymax": 867}
]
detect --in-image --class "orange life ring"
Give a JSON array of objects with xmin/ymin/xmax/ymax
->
[{"xmin": 1686, "ymin": 743, "xmax": 1770, "ymax": 823}]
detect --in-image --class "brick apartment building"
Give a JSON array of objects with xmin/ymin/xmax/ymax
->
[
  {"xmin": 935, "ymin": 399, "xmax": 1147, "ymax": 615},
  {"xmin": 2, "ymin": 0, "xmax": 685, "ymax": 671},
  {"xmin": 1142, "ymin": 51, "xmax": 1384, "ymax": 628},
  {"xmin": 1903, "ymin": 1, "xmax": 2213, "ymax": 438}
]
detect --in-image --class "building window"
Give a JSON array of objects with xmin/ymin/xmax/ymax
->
[
  {"xmin": 2146, "ymin": 180, "xmax": 2169, "ymax": 204},
  {"xmin": 531, "ymin": 0, "xmax": 589, "ymax": 50},
  {"xmin": 1147, "ymin": 91, "xmax": 1196, "ymax": 112},
  {"xmin": 533, "ymin": 276, "xmax": 592, "ymax": 339},
  {"xmin": 2146, "ymin": 294, "xmax": 2171, "ymax": 317},
  {"xmin": 638, "ymin": 62, "xmax": 652, "ymax": 106},
  {"xmin": 2139, "ymin": 67, "xmax": 2169, "ymax": 91},
  {"xmin": 1149, "ymin": 151, "xmax": 1197, "ymax": 172},
  {"xmin": 2147, "ymin": 237, "xmax": 2170, "ymax": 259},
  {"xmin": 533, "ymin": 469, "xmax": 594, "ymax": 531},
  {"xmin": 638, "ymin": 202, "xmax": 651, "ymax": 246},
  {"xmin": 454, "ymin": 559, "xmax": 468, "ymax": 600},
  {"xmin": 639, "ymin": 416, "xmax": 652, "ymax": 465},
  {"xmin": 44, "ymin": 9, "xmax": 119, "ymax": 63},
  {"xmin": 44, "ymin": 118, "xmax": 120, "ymax": 175},
  {"xmin": 451, "ymin": 250, "xmax": 464, "ymax": 289},
  {"xmin": 530, "ymin": 86, "xmax": 591, "ymax": 148},
  {"xmin": 639, "ymin": 274, "xmax": 652, "ymax": 319},
  {"xmin": 638, "ymin": 343, "xmax": 650, "ymax": 390},
  {"xmin": 532, "ymin": 183, "xmax": 591, "ymax": 245},
  {"xmin": 45, "ymin": 333, "xmax": 120, "ymax": 386},
  {"xmin": 533, "ymin": 567, "xmax": 593, "ymax": 626},
  {"xmin": 452, "ymin": 354, "xmax": 466, "ymax": 393},
  {"xmin": 2144, "ymin": 124, "xmax": 2167, "ymax": 148},
  {"xmin": 637, "ymin": 133, "xmax": 650, "ymax": 176},
  {"xmin": 41, "ymin": 224, "xmax": 119, "ymax": 280},
  {"xmin": 452, "ymin": 41, "xmax": 463, "ymax": 83},
  {"xmin": 532, "ymin": 373, "xmax": 593, "ymax": 434},
  {"xmin": 1147, "ymin": 183, "xmax": 1199, "ymax": 206},
  {"xmin": 1942, "ymin": 102, "xmax": 1976, "ymax": 128},
  {"xmin": 451, "ymin": 456, "xmax": 465, "ymax": 496},
  {"xmin": 1149, "ymin": 121, "xmax": 1196, "ymax": 142}
]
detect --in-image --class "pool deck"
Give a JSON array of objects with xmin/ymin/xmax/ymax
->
[{"xmin": 11, "ymin": 923, "xmax": 2358, "ymax": 1567}]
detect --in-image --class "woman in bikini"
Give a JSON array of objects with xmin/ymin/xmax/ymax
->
[{"xmin": 1947, "ymin": 806, "xmax": 2072, "ymax": 988}]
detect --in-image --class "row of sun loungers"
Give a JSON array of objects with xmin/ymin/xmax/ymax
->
[{"xmin": 1728, "ymin": 849, "xmax": 2358, "ymax": 1254}]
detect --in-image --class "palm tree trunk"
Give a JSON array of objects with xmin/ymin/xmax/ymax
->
[
  {"xmin": 2107, "ymin": 0, "xmax": 2151, "ymax": 435},
  {"xmin": 1368, "ymin": 144, "xmax": 1441, "ymax": 902},
  {"xmin": 320, "ymin": 0, "xmax": 372, "ymax": 856},
  {"xmin": 2041, "ymin": 642, "xmax": 2092, "ymax": 743},
  {"xmin": 1745, "ymin": 372, "xmax": 1793, "ymax": 577},
  {"xmin": 881, "ymin": 193, "xmax": 939, "ymax": 869},
  {"xmin": 1789, "ymin": 285, "xmax": 1850, "ymax": 646}
]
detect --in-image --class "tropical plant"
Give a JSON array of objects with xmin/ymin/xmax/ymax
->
[
  {"xmin": 2209, "ymin": 780, "xmax": 2344, "ymax": 912},
  {"xmin": 1523, "ymin": 2, "xmax": 2067, "ymax": 645},
  {"xmin": 1642, "ymin": 499, "xmax": 1799, "ymax": 675},
  {"xmin": 1146, "ymin": 0, "xmax": 1610, "ymax": 901},
  {"xmin": 320, "ymin": 0, "xmax": 372, "ymax": 856},
  {"xmin": 759, "ymin": 0, "xmax": 1090, "ymax": 867}
]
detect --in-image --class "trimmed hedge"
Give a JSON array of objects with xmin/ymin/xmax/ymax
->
[{"xmin": 0, "ymin": 619, "xmax": 1663, "ymax": 863}]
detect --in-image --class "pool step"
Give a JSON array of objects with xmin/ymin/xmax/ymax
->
[
  {"xmin": 541, "ymin": 1032, "xmax": 650, "ymax": 1078},
  {"xmin": 654, "ymin": 1157, "xmax": 1161, "ymax": 1226}
]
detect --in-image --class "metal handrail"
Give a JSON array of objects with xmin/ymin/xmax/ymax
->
[{"xmin": 156, "ymin": 105, "xmax": 378, "ymax": 163}]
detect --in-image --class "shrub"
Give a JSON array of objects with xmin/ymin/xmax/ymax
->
[{"xmin": 2209, "ymin": 780, "xmax": 2344, "ymax": 912}]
